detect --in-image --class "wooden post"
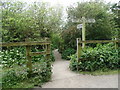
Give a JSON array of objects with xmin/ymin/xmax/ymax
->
[
  {"xmin": 46, "ymin": 44, "xmax": 51, "ymax": 60},
  {"xmin": 45, "ymin": 38, "xmax": 51, "ymax": 60},
  {"xmin": 77, "ymin": 38, "xmax": 82, "ymax": 71},
  {"xmin": 77, "ymin": 38, "xmax": 82, "ymax": 60},
  {"xmin": 82, "ymin": 17, "xmax": 86, "ymax": 48},
  {"xmin": 115, "ymin": 38, "xmax": 118, "ymax": 49},
  {"xmin": 25, "ymin": 38, "xmax": 32, "ymax": 76}
]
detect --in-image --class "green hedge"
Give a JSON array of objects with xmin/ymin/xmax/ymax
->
[
  {"xmin": 61, "ymin": 48, "xmax": 76, "ymax": 60},
  {"xmin": 2, "ymin": 59, "xmax": 52, "ymax": 88},
  {"xmin": 1, "ymin": 47, "xmax": 55, "ymax": 68},
  {"xmin": 1, "ymin": 47, "xmax": 54, "ymax": 88},
  {"xmin": 70, "ymin": 43, "xmax": 119, "ymax": 71}
]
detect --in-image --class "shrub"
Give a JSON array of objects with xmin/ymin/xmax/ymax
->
[
  {"xmin": 0, "ymin": 47, "xmax": 26, "ymax": 67},
  {"xmin": 1, "ymin": 46, "xmax": 54, "ymax": 88},
  {"xmin": 61, "ymin": 48, "xmax": 76, "ymax": 60},
  {"xmin": 2, "ymin": 59, "xmax": 52, "ymax": 88},
  {"xmin": 70, "ymin": 43, "xmax": 119, "ymax": 71},
  {"xmin": 2, "ymin": 69, "xmax": 27, "ymax": 88},
  {"xmin": 1, "ymin": 46, "xmax": 55, "ymax": 68}
]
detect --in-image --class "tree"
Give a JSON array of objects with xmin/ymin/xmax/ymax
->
[
  {"xmin": 2, "ymin": 1, "xmax": 63, "ymax": 42},
  {"xmin": 111, "ymin": 1, "xmax": 120, "ymax": 39},
  {"xmin": 66, "ymin": 1, "xmax": 116, "ymax": 40}
]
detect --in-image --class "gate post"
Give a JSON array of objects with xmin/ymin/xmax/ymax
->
[
  {"xmin": 77, "ymin": 38, "xmax": 82, "ymax": 60},
  {"xmin": 46, "ymin": 44, "xmax": 51, "ymax": 60},
  {"xmin": 25, "ymin": 38, "xmax": 32, "ymax": 77},
  {"xmin": 77, "ymin": 38, "xmax": 82, "ymax": 71},
  {"xmin": 45, "ymin": 38, "xmax": 51, "ymax": 67},
  {"xmin": 115, "ymin": 38, "xmax": 118, "ymax": 49}
]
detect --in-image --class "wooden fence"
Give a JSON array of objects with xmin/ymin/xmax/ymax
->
[
  {"xmin": 77, "ymin": 38, "xmax": 119, "ymax": 61},
  {"xmin": 0, "ymin": 40, "xmax": 51, "ymax": 75}
]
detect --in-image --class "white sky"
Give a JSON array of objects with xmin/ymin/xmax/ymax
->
[
  {"xmin": 12, "ymin": 0, "xmax": 119, "ymax": 21},
  {"xmin": 18, "ymin": 0, "xmax": 119, "ymax": 7}
]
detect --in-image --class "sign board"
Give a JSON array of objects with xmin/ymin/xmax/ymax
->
[{"xmin": 77, "ymin": 24, "xmax": 83, "ymax": 29}]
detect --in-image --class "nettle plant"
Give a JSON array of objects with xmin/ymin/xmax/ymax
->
[{"xmin": 70, "ymin": 43, "xmax": 119, "ymax": 71}]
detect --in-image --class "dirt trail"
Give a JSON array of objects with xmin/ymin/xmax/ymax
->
[{"xmin": 42, "ymin": 49, "xmax": 118, "ymax": 88}]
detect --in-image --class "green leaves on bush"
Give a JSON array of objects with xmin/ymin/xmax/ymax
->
[
  {"xmin": 70, "ymin": 43, "xmax": 119, "ymax": 71},
  {"xmin": 61, "ymin": 48, "xmax": 76, "ymax": 60},
  {"xmin": 1, "ymin": 46, "xmax": 55, "ymax": 68},
  {"xmin": 2, "ymin": 69, "xmax": 28, "ymax": 88},
  {"xmin": 0, "ymin": 47, "xmax": 26, "ymax": 67},
  {"xmin": 2, "ymin": 59, "xmax": 52, "ymax": 88},
  {"xmin": 1, "ymin": 46, "xmax": 54, "ymax": 88}
]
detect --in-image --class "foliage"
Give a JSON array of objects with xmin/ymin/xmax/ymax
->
[
  {"xmin": 50, "ymin": 51, "xmax": 55, "ymax": 62},
  {"xmin": 111, "ymin": 2, "xmax": 120, "ymax": 39},
  {"xmin": 0, "ymin": 46, "xmax": 54, "ymax": 68},
  {"xmin": 1, "ymin": 46, "xmax": 54, "ymax": 88},
  {"xmin": 70, "ymin": 43, "xmax": 119, "ymax": 71},
  {"xmin": 1, "ymin": 1, "xmax": 63, "ymax": 42},
  {"xmin": 0, "ymin": 47, "xmax": 26, "ymax": 67},
  {"xmin": 51, "ymin": 33, "xmax": 63, "ymax": 50},
  {"xmin": 61, "ymin": 48, "xmax": 76, "ymax": 60},
  {"xmin": 61, "ymin": 26, "xmax": 81, "ymax": 49},
  {"xmin": 2, "ymin": 59, "xmax": 52, "ymax": 88},
  {"xmin": 67, "ymin": 1, "xmax": 116, "ymax": 40},
  {"xmin": 59, "ymin": 1, "xmax": 118, "ymax": 52},
  {"xmin": 2, "ymin": 69, "xmax": 27, "ymax": 88}
]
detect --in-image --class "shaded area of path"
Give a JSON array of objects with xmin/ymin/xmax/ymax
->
[{"xmin": 42, "ymin": 49, "xmax": 118, "ymax": 88}]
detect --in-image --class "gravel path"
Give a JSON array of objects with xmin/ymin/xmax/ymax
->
[{"xmin": 42, "ymin": 49, "xmax": 118, "ymax": 88}]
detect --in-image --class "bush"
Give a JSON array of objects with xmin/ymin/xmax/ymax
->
[
  {"xmin": 1, "ymin": 46, "xmax": 54, "ymax": 88},
  {"xmin": 2, "ymin": 59, "xmax": 52, "ymax": 88},
  {"xmin": 70, "ymin": 43, "xmax": 119, "ymax": 71},
  {"xmin": 0, "ymin": 47, "xmax": 26, "ymax": 67},
  {"xmin": 1, "ymin": 46, "xmax": 55, "ymax": 68},
  {"xmin": 2, "ymin": 69, "xmax": 27, "ymax": 88},
  {"xmin": 61, "ymin": 48, "xmax": 76, "ymax": 60}
]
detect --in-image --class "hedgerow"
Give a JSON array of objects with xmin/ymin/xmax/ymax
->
[{"xmin": 69, "ymin": 43, "xmax": 119, "ymax": 71}]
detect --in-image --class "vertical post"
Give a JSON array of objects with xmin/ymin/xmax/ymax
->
[
  {"xmin": 46, "ymin": 38, "xmax": 51, "ymax": 61},
  {"xmin": 115, "ymin": 38, "xmax": 118, "ymax": 49},
  {"xmin": 46, "ymin": 43, "xmax": 51, "ymax": 73},
  {"xmin": 82, "ymin": 17, "xmax": 86, "ymax": 48},
  {"xmin": 77, "ymin": 38, "xmax": 82, "ymax": 71},
  {"xmin": 77, "ymin": 38, "xmax": 82, "ymax": 60},
  {"xmin": 46, "ymin": 44, "xmax": 51, "ymax": 60},
  {"xmin": 25, "ymin": 39, "xmax": 32, "ymax": 76}
]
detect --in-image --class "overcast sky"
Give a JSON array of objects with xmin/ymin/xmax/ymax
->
[
  {"xmin": 18, "ymin": 0, "xmax": 119, "ymax": 6},
  {"xmin": 11, "ymin": 0, "xmax": 119, "ymax": 21}
]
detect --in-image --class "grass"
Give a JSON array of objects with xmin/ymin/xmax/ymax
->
[
  {"xmin": 11, "ymin": 81, "xmax": 35, "ymax": 88},
  {"xmin": 78, "ymin": 69, "xmax": 119, "ymax": 76}
]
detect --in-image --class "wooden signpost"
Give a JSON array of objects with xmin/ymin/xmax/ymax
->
[{"xmin": 76, "ymin": 17, "xmax": 96, "ymax": 48}]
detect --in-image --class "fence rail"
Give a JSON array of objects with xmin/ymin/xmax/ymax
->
[
  {"xmin": 77, "ymin": 39, "xmax": 119, "ymax": 61},
  {"xmin": 78, "ymin": 40, "xmax": 119, "ymax": 44},
  {"xmin": 0, "ymin": 41, "xmax": 51, "ymax": 47}
]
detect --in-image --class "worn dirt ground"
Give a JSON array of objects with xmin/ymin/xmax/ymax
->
[{"xmin": 42, "ymin": 49, "xmax": 118, "ymax": 88}]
